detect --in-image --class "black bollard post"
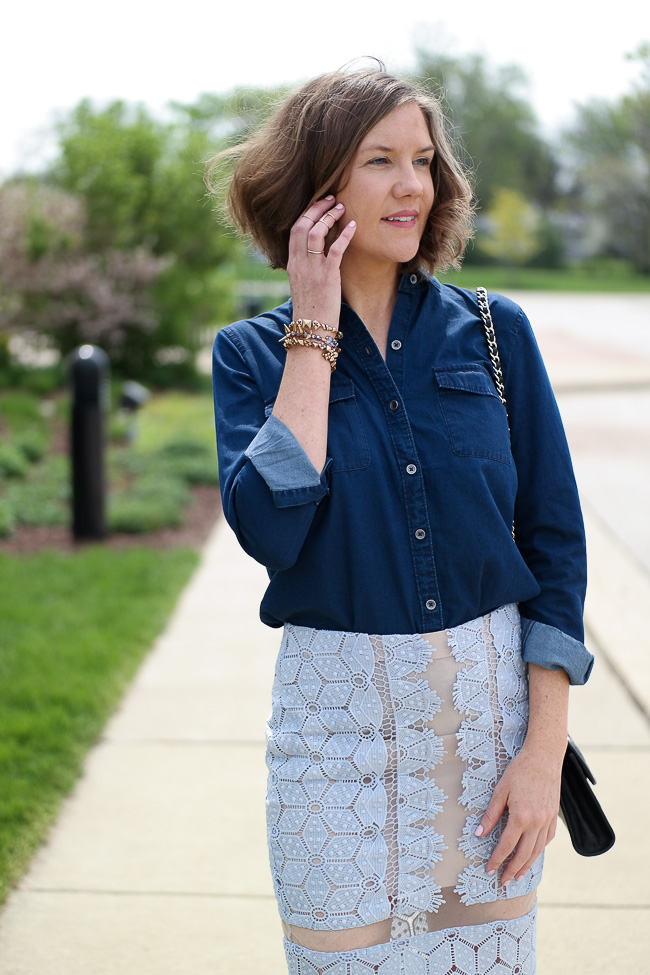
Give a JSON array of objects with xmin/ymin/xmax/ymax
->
[{"xmin": 69, "ymin": 344, "xmax": 110, "ymax": 540}]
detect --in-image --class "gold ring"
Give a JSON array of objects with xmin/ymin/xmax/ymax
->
[
  {"xmin": 301, "ymin": 214, "xmax": 315, "ymax": 224},
  {"xmin": 318, "ymin": 215, "xmax": 334, "ymax": 226},
  {"xmin": 307, "ymin": 248, "xmax": 323, "ymax": 255}
]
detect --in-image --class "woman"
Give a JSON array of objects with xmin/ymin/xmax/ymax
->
[{"xmin": 209, "ymin": 67, "xmax": 593, "ymax": 975}]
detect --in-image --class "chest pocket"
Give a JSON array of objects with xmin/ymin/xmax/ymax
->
[
  {"xmin": 434, "ymin": 364, "xmax": 512, "ymax": 466},
  {"xmin": 264, "ymin": 376, "xmax": 370, "ymax": 474}
]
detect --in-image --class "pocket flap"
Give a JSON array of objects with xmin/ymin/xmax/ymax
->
[
  {"xmin": 328, "ymin": 376, "xmax": 356, "ymax": 404},
  {"xmin": 264, "ymin": 376, "xmax": 356, "ymax": 416},
  {"xmin": 434, "ymin": 365, "xmax": 498, "ymax": 397}
]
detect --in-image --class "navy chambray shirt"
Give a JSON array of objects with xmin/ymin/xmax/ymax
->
[{"xmin": 212, "ymin": 273, "xmax": 593, "ymax": 685}]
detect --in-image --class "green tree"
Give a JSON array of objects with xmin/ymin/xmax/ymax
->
[
  {"xmin": 565, "ymin": 45, "xmax": 650, "ymax": 274},
  {"xmin": 413, "ymin": 50, "xmax": 559, "ymax": 213},
  {"xmin": 172, "ymin": 85, "xmax": 293, "ymax": 145},
  {"xmin": 479, "ymin": 187, "xmax": 541, "ymax": 265},
  {"xmin": 50, "ymin": 100, "xmax": 240, "ymax": 376},
  {"xmin": 0, "ymin": 180, "xmax": 169, "ymax": 364}
]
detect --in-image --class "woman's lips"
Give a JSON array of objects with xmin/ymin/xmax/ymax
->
[{"xmin": 382, "ymin": 213, "xmax": 418, "ymax": 227}]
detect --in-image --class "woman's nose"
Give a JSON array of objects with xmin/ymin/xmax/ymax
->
[{"xmin": 394, "ymin": 166, "xmax": 424, "ymax": 197}]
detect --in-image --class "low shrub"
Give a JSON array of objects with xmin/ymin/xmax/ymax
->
[
  {"xmin": 0, "ymin": 500, "xmax": 15, "ymax": 538},
  {"xmin": 0, "ymin": 444, "xmax": 29, "ymax": 478},
  {"xmin": 7, "ymin": 483, "xmax": 69, "ymax": 528},
  {"xmin": 108, "ymin": 472, "xmax": 189, "ymax": 533},
  {"xmin": 14, "ymin": 431, "xmax": 48, "ymax": 463},
  {"xmin": 159, "ymin": 439, "xmax": 219, "ymax": 484},
  {"xmin": 109, "ymin": 495, "xmax": 185, "ymax": 533},
  {"xmin": 0, "ymin": 391, "xmax": 44, "ymax": 429}
]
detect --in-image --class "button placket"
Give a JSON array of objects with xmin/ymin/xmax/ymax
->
[{"xmin": 344, "ymin": 289, "xmax": 442, "ymax": 631}]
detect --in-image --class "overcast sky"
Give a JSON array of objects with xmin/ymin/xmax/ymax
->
[{"xmin": 2, "ymin": 0, "xmax": 647, "ymax": 178}]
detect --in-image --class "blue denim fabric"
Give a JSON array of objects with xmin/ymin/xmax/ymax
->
[{"xmin": 213, "ymin": 273, "xmax": 593, "ymax": 685}]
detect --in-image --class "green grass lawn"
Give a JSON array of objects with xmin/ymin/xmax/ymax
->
[
  {"xmin": 0, "ymin": 544, "xmax": 199, "ymax": 905},
  {"xmin": 0, "ymin": 390, "xmax": 218, "ymax": 537},
  {"xmin": 231, "ymin": 258, "xmax": 650, "ymax": 295},
  {"xmin": 438, "ymin": 262, "xmax": 650, "ymax": 293},
  {"xmin": 0, "ymin": 387, "xmax": 218, "ymax": 903},
  {"xmin": 132, "ymin": 391, "xmax": 217, "ymax": 453}
]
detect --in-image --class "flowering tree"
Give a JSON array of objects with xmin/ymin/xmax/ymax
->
[{"xmin": 0, "ymin": 181, "xmax": 169, "ymax": 372}]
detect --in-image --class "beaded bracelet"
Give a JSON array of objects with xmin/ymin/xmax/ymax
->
[
  {"xmin": 279, "ymin": 320, "xmax": 342, "ymax": 371},
  {"xmin": 282, "ymin": 319, "xmax": 342, "ymax": 339}
]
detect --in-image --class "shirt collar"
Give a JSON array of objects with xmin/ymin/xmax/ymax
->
[{"xmin": 397, "ymin": 270, "xmax": 440, "ymax": 295}]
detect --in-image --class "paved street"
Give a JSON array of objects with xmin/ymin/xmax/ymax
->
[{"xmin": 0, "ymin": 293, "xmax": 648, "ymax": 974}]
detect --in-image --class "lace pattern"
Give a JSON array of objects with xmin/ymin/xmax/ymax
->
[
  {"xmin": 284, "ymin": 905, "xmax": 537, "ymax": 975},
  {"xmin": 448, "ymin": 604, "xmax": 542, "ymax": 903},
  {"xmin": 266, "ymin": 606, "xmax": 542, "ymax": 935},
  {"xmin": 267, "ymin": 628, "xmax": 446, "ymax": 929}
]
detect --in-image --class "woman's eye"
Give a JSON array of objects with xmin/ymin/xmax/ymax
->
[
  {"xmin": 415, "ymin": 157, "xmax": 432, "ymax": 166},
  {"xmin": 369, "ymin": 156, "xmax": 389, "ymax": 166}
]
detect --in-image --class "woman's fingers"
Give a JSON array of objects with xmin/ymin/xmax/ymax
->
[
  {"xmin": 327, "ymin": 219, "xmax": 356, "ymax": 260},
  {"xmin": 287, "ymin": 196, "xmax": 355, "ymax": 321},
  {"xmin": 513, "ymin": 821, "xmax": 555, "ymax": 883},
  {"xmin": 290, "ymin": 197, "xmax": 349, "ymax": 258},
  {"xmin": 305, "ymin": 204, "xmax": 344, "ymax": 255},
  {"xmin": 476, "ymin": 781, "xmax": 508, "ymax": 838},
  {"xmin": 485, "ymin": 806, "xmax": 557, "ymax": 886},
  {"xmin": 479, "ymin": 757, "xmax": 560, "ymax": 886}
]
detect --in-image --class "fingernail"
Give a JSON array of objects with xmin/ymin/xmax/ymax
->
[
  {"xmin": 335, "ymin": 203, "xmax": 344, "ymax": 209},
  {"xmin": 486, "ymin": 869, "xmax": 495, "ymax": 876},
  {"xmin": 349, "ymin": 220, "xmax": 356, "ymax": 227},
  {"xmin": 475, "ymin": 825, "xmax": 484, "ymax": 837},
  {"xmin": 325, "ymin": 195, "xmax": 334, "ymax": 200},
  {"xmin": 504, "ymin": 879, "xmax": 511, "ymax": 887}
]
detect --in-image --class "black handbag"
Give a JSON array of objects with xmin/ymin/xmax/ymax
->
[
  {"xmin": 476, "ymin": 287, "xmax": 615, "ymax": 858},
  {"xmin": 560, "ymin": 736, "xmax": 615, "ymax": 855}
]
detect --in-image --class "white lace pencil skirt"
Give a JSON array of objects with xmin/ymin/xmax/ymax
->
[{"xmin": 265, "ymin": 603, "xmax": 542, "ymax": 969}]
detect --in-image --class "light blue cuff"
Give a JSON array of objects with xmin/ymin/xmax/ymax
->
[
  {"xmin": 245, "ymin": 415, "xmax": 329, "ymax": 508},
  {"xmin": 520, "ymin": 617, "xmax": 594, "ymax": 686}
]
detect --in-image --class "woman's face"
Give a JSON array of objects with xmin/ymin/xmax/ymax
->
[{"xmin": 335, "ymin": 101, "xmax": 435, "ymax": 275}]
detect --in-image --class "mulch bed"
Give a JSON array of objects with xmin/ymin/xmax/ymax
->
[{"xmin": 0, "ymin": 485, "xmax": 222, "ymax": 555}]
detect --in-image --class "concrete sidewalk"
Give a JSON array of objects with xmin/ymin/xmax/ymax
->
[{"xmin": 1, "ymin": 294, "xmax": 649, "ymax": 973}]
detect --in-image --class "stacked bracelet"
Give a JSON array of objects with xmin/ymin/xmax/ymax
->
[{"xmin": 279, "ymin": 319, "xmax": 342, "ymax": 371}]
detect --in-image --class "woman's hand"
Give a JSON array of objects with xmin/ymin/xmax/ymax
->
[
  {"xmin": 287, "ymin": 195, "xmax": 356, "ymax": 325},
  {"xmin": 476, "ymin": 742, "xmax": 563, "ymax": 886},
  {"xmin": 271, "ymin": 198, "xmax": 355, "ymax": 473},
  {"xmin": 475, "ymin": 663, "xmax": 569, "ymax": 886}
]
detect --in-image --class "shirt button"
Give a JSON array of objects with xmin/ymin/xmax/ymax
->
[
  {"xmin": 409, "ymin": 273, "xmax": 418, "ymax": 284},
  {"xmin": 389, "ymin": 399, "xmax": 399, "ymax": 411},
  {"xmin": 415, "ymin": 528, "xmax": 426, "ymax": 540},
  {"xmin": 406, "ymin": 464, "xmax": 417, "ymax": 475},
  {"xmin": 391, "ymin": 339, "xmax": 402, "ymax": 351},
  {"xmin": 426, "ymin": 599, "xmax": 437, "ymax": 611}
]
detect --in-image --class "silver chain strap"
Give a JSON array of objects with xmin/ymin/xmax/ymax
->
[
  {"xmin": 476, "ymin": 287, "xmax": 515, "ymax": 539},
  {"xmin": 476, "ymin": 286, "xmax": 508, "ymax": 416}
]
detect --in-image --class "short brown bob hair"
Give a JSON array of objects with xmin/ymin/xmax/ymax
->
[{"xmin": 207, "ymin": 66, "xmax": 474, "ymax": 273}]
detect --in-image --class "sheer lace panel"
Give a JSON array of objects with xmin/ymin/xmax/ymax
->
[
  {"xmin": 448, "ymin": 605, "xmax": 542, "ymax": 903},
  {"xmin": 284, "ymin": 904, "xmax": 538, "ymax": 975},
  {"xmin": 267, "ymin": 606, "xmax": 542, "ymax": 944}
]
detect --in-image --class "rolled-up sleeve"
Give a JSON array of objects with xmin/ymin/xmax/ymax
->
[
  {"xmin": 521, "ymin": 617, "xmax": 594, "ymax": 685},
  {"xmin": 245, "ymin": 415, "xmax": 330, "ymax": 507},
  {"xmin": 212, "ymin": 327, "xmax": 329, "ymax": 571}
]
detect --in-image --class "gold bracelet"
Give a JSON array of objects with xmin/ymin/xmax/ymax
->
[
  {"xmin": 280, "ymin": 334, "xmax": 340, "ymax": 371},
  {"xmin": 287, "ymin": 319, "xmax": 343, "ymax": 340}
]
